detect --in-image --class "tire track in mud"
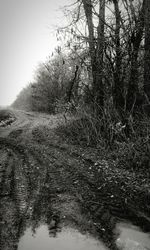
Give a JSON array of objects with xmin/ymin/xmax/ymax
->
[
  {"xmin": 1, "ymin": 145, "xmax": 119, "ymax": 249},
  {"xmin": 0, "ymin": 137, "xmax": 49, "ymax": 217},
  {"xmin": 22, "ymin": 140, "xmax": 120, "ymax": 249},
  {"xmin": 0, "ymin": 137, "xmax": 99, "ymax": 222},
  {"xmin": 0, "ymin": 137, "xmax": 94, "ymax": 194},
  {"xmin": 0, "ymin": 137, "xmax": 82, "ymax": 239},
  {"xmin": 0, "ymin": 112, "xmax": 120, "ymax": 250},
  {"xmin": 24, "ymin": 138, "xmax": 150, "ymax": 249},
  {"xmin": 1, "ymin": 110, "xmax": 150, "ymax": 250},
  {"xmin": 0, "ymin": 136, "xmax": 121, "ymax": 249},
  {"xmin": 0, "ymin": 149, "xmax": 13, "ymax": 197},
  {"xmin": 0, "ymin": 136, "xmax": 55, "ymax": 250},
  {"xmin": 1, "ymin": 135, "xmax": 149, "ymax": 250},
  {"xmin": 0, "ymin": 137, "xmax": 75, "ymax": 213}
]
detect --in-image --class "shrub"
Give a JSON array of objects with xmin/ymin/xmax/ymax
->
[
  {"xmin": 56, "ymin": 103, "xmax": 127, "ymax": 147},
  {"xmin": 109, "ymin": 114, "xmax": 150, "ymax": 173}
]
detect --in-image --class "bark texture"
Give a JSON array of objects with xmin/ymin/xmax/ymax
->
[{"xmin": 144, "ymin": 0, "xmax": 150, "ymax": 101}]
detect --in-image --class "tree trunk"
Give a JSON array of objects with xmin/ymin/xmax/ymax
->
[
  {"xmin": 94, "ymin": 0, "xmax": 105, "ymax": 107},
  {"xmin": 66, "ymin": 65, "xmax": 79, "ymax": 102},
  {"xmin": 144, "ymin": 0, "xmax": 150, "ymax": 101},
  {"xmin": 112, "ymin": 0, "xmax": 124, "ymax": 111},
  {"xmin": 82, "ymin": 0, "xmax": 105, "ymax": 107},
  {"xmin": 126, "ymin": 0, "xmax": 145, "ymax": 113},
  {"xmin": 82, "ymin": 0, "xmax": 97, "ymax": 93}
]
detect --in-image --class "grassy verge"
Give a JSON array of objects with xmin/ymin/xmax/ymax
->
[{"xmin": 56, "ymin": 107, "xmax": 150, "ymax": 175}]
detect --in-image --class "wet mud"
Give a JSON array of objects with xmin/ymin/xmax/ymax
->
[{"xmin": 0, "ymin": 109, "xmax": 150, "ymax": 250}]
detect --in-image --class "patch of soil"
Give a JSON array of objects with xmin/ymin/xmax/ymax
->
[{"xmin": 0, "ymin": 110, "xmax": 150, "ymax": 250}]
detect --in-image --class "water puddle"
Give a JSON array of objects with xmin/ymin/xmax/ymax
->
[
  {"xmin": 18, "ymin": 225, "xmax": 107, "ymax": 250},
  {"xmin": 116, "ymin": 222, "xmax": 150, "ymax": 250}
]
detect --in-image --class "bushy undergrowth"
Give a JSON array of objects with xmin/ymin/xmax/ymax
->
[
  {"xmin": 112, "ymin": 138, "xmax": 150, "ymax": 174},
  {"xmin": 56, "ymin": 105, "xmax": 150, "ymax": 174},
  {"xmin": 112, "ymin": 116, "xmax": 150, "ymax": 174},
  {"xmin": 56, "ymin": 104, "xmax": 125, "ymax": 146},
  {"xmin": 0, "ymin": 109, "xmax": 15, "ymax": 122}
]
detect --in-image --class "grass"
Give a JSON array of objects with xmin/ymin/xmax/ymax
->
[
  {"xmin": 55, "ymin": 105, "xmax": 150, "ymax": 238},
  {"xmin": 56, "ymin": 106, "xmax": 150, "ymax": 175}
]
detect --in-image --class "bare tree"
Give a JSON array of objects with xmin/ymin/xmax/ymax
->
[
  {"xmin": 126, "ymin": 0, "xmax": 145, "ymax": 113},
  {"xmin": 112, "ymin": 0, "xmax": 124, "ymax": 111},
  {"xmin": 144, "ymin": 0, "xmax": 150, "ymax": 101},
  {"xmin": 82, "ymin": 0, "xmax": 105, "ymax": 107}
]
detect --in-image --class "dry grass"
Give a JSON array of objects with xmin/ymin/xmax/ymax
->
[{"xmin": 56, "ymin": 105, "xmax": 150, "ymax": 174}]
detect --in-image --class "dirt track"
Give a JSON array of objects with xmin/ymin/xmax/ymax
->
[{"xmin": 0, "ymin": 109, "xmax": 150, "ymax": 250}]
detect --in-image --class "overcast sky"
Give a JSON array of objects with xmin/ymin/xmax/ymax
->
[{"xmin": 0, "ymin": 0, "xmax": 71, "ymax": 106}]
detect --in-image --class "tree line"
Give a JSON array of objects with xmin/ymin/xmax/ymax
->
[{"xmin": 13, "ymin": 0, "xmax": 150, "ymax": 127}]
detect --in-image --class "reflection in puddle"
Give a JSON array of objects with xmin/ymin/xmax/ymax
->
[
  {"xmin": 116, "ymin": 222, "xmax": 150, "ymax": 250},
  {"xmin": 18, "ymin": 225, "xmax": 107, "ymax": 250}
]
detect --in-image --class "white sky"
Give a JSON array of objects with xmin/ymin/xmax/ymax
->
[{"xmin": 0, "ymin": 0, "xmax": 72, "ymax": 106}]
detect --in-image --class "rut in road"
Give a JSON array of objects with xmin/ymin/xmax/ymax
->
[
  {"xmin": 1, "ymin": 110, "xmax": 150, "ymax": 250},
  {"xmin": 0, "ymin": 129, "xmax": 119, "ymax": 250}
]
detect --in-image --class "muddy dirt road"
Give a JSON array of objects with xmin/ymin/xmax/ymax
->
[{"xmin": 0, "ymin": 109, "xmax": 150, "ymax": 250}]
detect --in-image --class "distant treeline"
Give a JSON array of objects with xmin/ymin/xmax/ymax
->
[
  {"xmin": 12, "ymin": 0, "xmax": 150, "ymax": 119},
  {"xmin": 12, "ymin": 53, "xmax": 81, "ymax": 113}
]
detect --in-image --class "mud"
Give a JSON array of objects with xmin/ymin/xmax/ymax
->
[{"xmin": 0, "ymin": 109, "xmax": 150, "ymax": 250}]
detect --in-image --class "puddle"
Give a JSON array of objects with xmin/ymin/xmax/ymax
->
[
  {"xmin": 18, "ymin": 225, "xmax": 107, "ymax": 250},
  {"xmin": 116, "ymin": 222, "xmax": 150, "ymax": 250}
]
